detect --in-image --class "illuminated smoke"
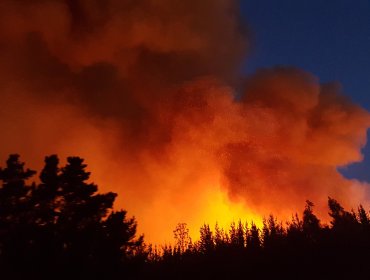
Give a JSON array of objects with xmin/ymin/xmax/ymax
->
[{"xmin": 0, "ymin": 0, "xmax": 369, "ymax": 243}]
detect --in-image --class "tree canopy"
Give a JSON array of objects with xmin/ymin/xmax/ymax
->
[
  {"xmin": 1, "ymin": 154, "xmax": 370, "ymax": 279},
  {"xmin": 0, "ymin": 154, "xmax": 142, "ymax": 279}
]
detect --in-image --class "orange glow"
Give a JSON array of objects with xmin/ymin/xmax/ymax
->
[
  {"xmin": 199, "ymin": 185, "xmax": 264, "ymax": 229},
  {"xmin": 0, "ymin": 1, "xmax": 369, "ymax": 244}
]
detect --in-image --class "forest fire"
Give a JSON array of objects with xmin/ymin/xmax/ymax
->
[{"xmin": 0, "ymin": 0, "xmax": 369, "ymax": 244}]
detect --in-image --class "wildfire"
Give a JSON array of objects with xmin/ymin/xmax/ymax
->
[{"xmin": 0, "ymin": 0, "xmax": 369, "ymax": 244}]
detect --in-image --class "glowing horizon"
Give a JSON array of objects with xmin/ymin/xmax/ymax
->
[{"xmin": 0, "ymin": 0, "xmax": 369, "ymax": 244}]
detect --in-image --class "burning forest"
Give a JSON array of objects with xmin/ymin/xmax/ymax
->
[{"xmin": 0, "ymin": 2, "xmax": 370, "ymax": 277}]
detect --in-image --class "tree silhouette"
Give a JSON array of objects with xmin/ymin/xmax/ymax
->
[
  {"xmin": 3, "ymin": 154, "xmax": 370, "ymax": 279},
  {"xmin": 173, "ymin": 223, "xmax": 192, "ymax": 254},
  {"xmin": 302, "ymin": 200, "xmax": 320, "ymax": 242},
  {"xmin": 229, "ymin": 221, "xmax": 245, "ymax": 249},
  {"xmin": 0, "ymin": 154, "xmax": 143, "ymax": 279},
  {"xmin": 33, "ymin": 155, "xmax": 60, "ymax": 226},
  {"xmin": 247, "ymin": 222, "xmax": 261, "ymax": 252},
  {"xmin": 198, "ymin": 224, "xmax": 214, "ymax": 253},
  {"xmin": 262, "ymin": 215, "xmax": 284, "ymax": 250},
  {"xmin": 0, "ymin": 155, "xmax": 36, "ymax": 274},
  {"xmin": 328, "ymin": 197, "xmax": 358, "ymax": 233},
  {"xmin": 214, "ymin": 222, "xmax": 228, "ymax": 249}
]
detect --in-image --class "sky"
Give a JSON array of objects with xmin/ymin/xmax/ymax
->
[
  {"xmin": 1, "ymin": 0, "xmax": 370, "ymax": 243},
  {"xmin": 240, "ymin": 0, "xmax": 370, "ymax": 182}
]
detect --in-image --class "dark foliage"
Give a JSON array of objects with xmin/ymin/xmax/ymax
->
[
  {"xmin": 0, "ymin": 154, "xmax": 143, "ymax": 280},
  {"xmin": 2, "ymin": 155, "xmax": 370, "ymax": 279},
  {"xmin": 143, "ymin": 200, "xmax": 370, "ymax": 280}
]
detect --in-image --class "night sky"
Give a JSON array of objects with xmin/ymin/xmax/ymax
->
[{"xmin": 240, "ymin": 0, "xmax": 370, "ymax": 182}]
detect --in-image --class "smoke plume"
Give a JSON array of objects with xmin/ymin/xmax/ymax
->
[{"xmin": 0, "ymin": 0, "xmax": 369, "ymax": 243}]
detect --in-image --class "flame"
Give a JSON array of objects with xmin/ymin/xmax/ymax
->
[
  {"xmin": 0, "ymin": 1, "xmax": 369, "ymax": 244},
  {"xmin": 201, "ymin": 184, "xmax": 264, "ymax": 229}
]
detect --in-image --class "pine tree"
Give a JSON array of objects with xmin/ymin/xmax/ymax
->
[
  {"xmin": 0, "ymin": 154, "xmax": 36, "ymax": 222},
  {"xmin": 357, "ymin": 205, "xmax": 370, "ymax": 229},
  {"xmin": 0, "ymin": 155, "xmax": 36, "ymax": 272},
  {"xmin": 302, "ymin": 200, "xmax": 320, "ymax": 242},
  {"xmin": 0, "ymin": 154, "xmax": 144, "ymax": 278},
  {"xmin": 247, "ymin": 222, "xmax": 261, "ymax": 251},
  {"xmin": 328, "ymin": 197, "xmax": 358, "ymax": 230},
  {"xmin": 198, "ymin": 224, "xmax": 214, "ymax": 253}
]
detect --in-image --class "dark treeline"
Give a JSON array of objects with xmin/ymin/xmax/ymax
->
[
  {"xmin": 150, "ymin": 200, "xmax": 370, "ymax": 279},
  {"xmin": 1, "ymin": 155, "xmax": 370, "ymax": 279},
  {"xmin": 0, "ymin": 154, "xmax": 145, "ymax": 279}
]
